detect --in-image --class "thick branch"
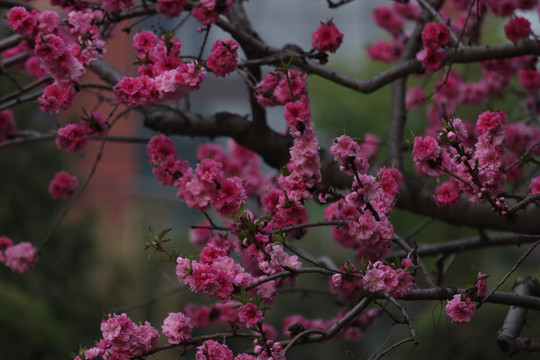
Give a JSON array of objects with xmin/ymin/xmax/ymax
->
[
  {"xmin": 497, "ymin": 277, "xmax": 540, "ymax": 355},
  {"xmin": 401, "ymin": 287, "xmax": 540, "ymax": 310},
  {"xmin": 89, "ymin": 59, "xmax": 540, "ymax": 234}
]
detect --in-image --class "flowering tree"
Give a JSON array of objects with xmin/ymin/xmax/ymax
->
[{"xmin": 1, "ymin": 0, "xmax": 540, "ymax": 359}]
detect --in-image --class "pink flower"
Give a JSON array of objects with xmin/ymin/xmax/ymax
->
[
  {"xmin": 311, "ymin": 20, "xmax": 344, "ymax": 53},
  {"xmin": 3, "ymin": 242, "xmax": 38, "ymax": 273},
  {"xmin": 214, "ymin": 177, "xmax": 247, "ymax": 216},
  {"xmin": 284, "ymin": 96, "xmax": 311, "ymax": 136},
  {"xmin": 48, "ymin": 171, "xmax": 78, "ymax": 199},
  {"xmin": 162, "ymin": 312, "xmax": 193, "ymax": 344},
  {"xmin": 504, "ymin": 16, "xmax": 531, "ymax": 42},
  {"xmin": 416, "ymin": 47, "xmax": 446, "ymax": 72},
  {"xmin": 35, "ymin": 34, "xmax": 66, "ymax": 63},
  {"xmin": 237, "ymin": 303, "xmax": 263, "ymax": 328},
  {"xmin": 196, "ymin": 159, "xmax": 223, "ymax": 183},
  {"xmin": 476, "ymin": 272, "xmax": 489, "ymax": 297},
  {"xmin": 445, "ymin": 294, "xmax": 476, "ymax": 324},
  {"xmin": 196, "ymin": 340, "xmax": 233, "ymax": 360},
  {"xmin": 147, "ymin": 134, "xmax": 177, "ymax": 165},
  {"xmin": 206, "ymin": 39, "xmax": 238, "ymax": 77},
  {"xmin": 433, "ymin": 181, "xmax": 460, "ymax": 207},
  {"xmin": 530, "ymin": 176, "xmax": 540, "ymax": 194},
  {"xmin": 38, "ymin": 83, "xmax": 76, "ymax": 113},
  {"xmin": 114, "ymin": 76, "xmax": 157, "ymax": 107},
  {"xmin": 56, "ymin": 123, "xmax": 89, "ymax": 153},
  {"xmin": 176, "ymin": 61, "xmax": 206, "ymax": 91},
  {"xmin": 421, "ymin": 22, "xmax": 450, "ymax": 49},
  {"xmin": 7, "ymin": 7, "xmax": 37, "ymax": 37},
  {"xmin": 476, "ymin": 110, "xmax": 507, "ymax": 136}
]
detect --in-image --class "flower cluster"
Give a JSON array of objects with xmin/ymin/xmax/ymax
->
[
  {"xmin": 254, "ymin": 69, "xmax": 307, "ymax": 107},
  {"xmin": 82, "ymin": 313, "xmax": 159, "ymax": 359},
  {"xmin": 326, "ymin": 135, "xmax": 401, "ymax": 262},
  {"xmin": 176, "ymin": 247, "xmax": 252, "ymax": 302},
  {"xmin": 56, "ymin": 112, "xmax": 109, "ymax": 153},
  {"xmin": 0, "ymin": 237, "xmax": 38, "ymax": 274},
  {"xmin": 416, "ymin": 22, "xmax": 450, "ymax": 72},
  {"xmin": 114, "ymin": 30, "xmax": 207, "ymax": 107},
  {"xmin": 7, "ymin": 7, "xmax": 106, "ymax": 113},
  {"xmin": 412, "ymin": 110, "xmax": 515, "ymax": 209},
  {"xmin": 362, "ymin": 259, "xmax": 415, "ymax": 298}
]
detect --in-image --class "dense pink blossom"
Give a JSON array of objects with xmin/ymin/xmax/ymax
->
[
  {"xmin": 422, "ymin": 22, "xmax": 450, "ymax": 49},
  {"xmin": 214, "ymin": 176, "xmax": 247, "ymax": 216},
  {"xmin": 162, "ymin": 312, "xmax": 193, "ymax": 344},
  {"xmin": 446, "ymin": 294, "xmax": 476, "ymax": 324},
  {"xmin": 114, "ymin": 76, "xmax": 157, "ymax": 107},
  {"xmin": 48, "ymin": 171, "xmax": 78, "ymax": 199},
  {"xmin": 196, "ymin": 340, "xmax": 233, "ymax": 360},
  {"xmin": 412, "ymin": 135, "xmax": 447, "ymax": 177},
  {"xmin": 311, "ymin": 20, "xmax": 344, "ymax": 53},
  {"xmin": 100, "ymin": 313, "xmax": 159, "ymax": 357},
  {"xmin": 56, "ymin": 123, "xmax": 89, "ymax": 153},
  {"xmin": 362, "ymin": 261, "xmax": 414, "ymax": 298},
  {"xmin": 176, "ymin": 61, "xmax": 207, "ymax": 92},
  {"xmin": 3, "ymin": 242, "xmax": 37, "ymax": 273},
  {"xmin": 7, "ymin": 7, "xmax": 37, "ymax": 37},
  {"xmin": 38, "ymin": 83, "xmax": 77, "ymax": 113},
  {"xmin": 504, "ymin": 16, "xmax": 531, "ymax": 42},
  {"xmin": 476, "ymin": 110, "xmax": 507, "ymax": 136},
  {"xmin": 206, "ymin": 39, "xmax": 238, "ymax": 77},
  {"xmin": 147, "ymin": 134, "xmax": 177, "ymax": 165}
]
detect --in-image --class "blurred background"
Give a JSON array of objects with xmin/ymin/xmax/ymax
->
[{"xmin": 1, "ymin": 0, "xmax": 539, "ymax": 359}]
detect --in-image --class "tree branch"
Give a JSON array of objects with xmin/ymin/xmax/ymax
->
[{"xmin": 497, "ymin": 277, "xmax": 540, "ymax": 355}]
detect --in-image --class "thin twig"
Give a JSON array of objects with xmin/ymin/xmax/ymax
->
[{"xmin": 479, "ymin": 239, "xmax": 540, "ymax": 306}]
